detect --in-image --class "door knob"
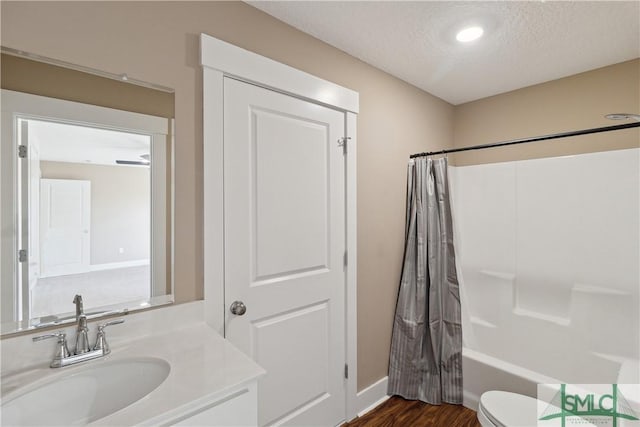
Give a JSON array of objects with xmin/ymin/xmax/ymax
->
[{"xmin": 230, "ymin": 301, "xmax": 247, "ymax": 316}]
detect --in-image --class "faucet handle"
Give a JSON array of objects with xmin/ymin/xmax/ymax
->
[
  {"xmin": 97, "ymin": 319, "xmax": 125, "ymax": 330},
  {"xmin": 93, "ymin": 319, "xmax": 124, "ymax": 353},
  {"xmin": 33, "ymin": 331, "xmax": 66, "ymax": 342},
  {"xmin": 33, "ymin": 332, "xmax": 71, "ymax": 360}
]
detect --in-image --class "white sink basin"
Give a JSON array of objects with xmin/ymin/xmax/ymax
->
[{"xmin": 1, "ymin": 357, "xmax": 170, "ymax": 426}]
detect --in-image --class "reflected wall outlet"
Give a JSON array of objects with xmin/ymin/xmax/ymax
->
[{"xmin": 119, "ymin": 248, "xmax": 124, "ymax": 254}]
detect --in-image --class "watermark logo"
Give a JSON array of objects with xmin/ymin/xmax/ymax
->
[{"xmin": 538, "ymin": 384, "xmax": 640, "ymax": 427}]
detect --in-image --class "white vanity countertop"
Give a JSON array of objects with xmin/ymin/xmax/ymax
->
[{"xmin": 1, "ymin": 321, "xmax": 265, "ymax": 426}]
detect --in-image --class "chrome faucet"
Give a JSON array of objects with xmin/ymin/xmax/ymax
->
[
  {"xmin": 74, "ymin": 314, "xmax": 90, "ymax": 354},
  {"xmin": 73, "ymin": 295, "xmax": 90, "ymax": 354},
  {"xmin": 73, "ymin": 294, "xmax": 84, "ymax": 320},
  {"xmin": 33, "ymin": 295, "xmax": 124, "ymax": 368}
]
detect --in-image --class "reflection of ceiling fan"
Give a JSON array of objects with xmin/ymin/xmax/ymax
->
[{"xmin": 116, "ymin": 153, "xmax": 150, "ymax": 166}]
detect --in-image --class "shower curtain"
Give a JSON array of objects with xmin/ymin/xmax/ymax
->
[{"xmin": 387, "ymin": 157, "xmax": 463, "ymax": 405}]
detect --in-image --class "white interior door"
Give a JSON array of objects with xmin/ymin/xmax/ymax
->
[
  {"xmin": 40, "ymin": 178, "xmax": 91, "ymax": 277},
  {"xmin": 224, "ymin": 77, "xmax": 346, "ymax": 427}
]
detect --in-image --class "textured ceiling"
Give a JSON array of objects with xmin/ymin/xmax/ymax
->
[
  {"xmin": 31, "ymin": 120, "xmax": 150, "ymax": 166},
  {"xmin": 248, "ymin": 1, "xmax": 640, "ymax": 105}
]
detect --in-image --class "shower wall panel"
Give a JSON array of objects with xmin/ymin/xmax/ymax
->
[{"xmin": 450, "ymin": 148, "xmax": 639, "ymax": 384}]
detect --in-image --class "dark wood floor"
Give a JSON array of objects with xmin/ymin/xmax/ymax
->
[{"xmin": 343, "ymin": 396, "xmax": 481, "ymax": 427}]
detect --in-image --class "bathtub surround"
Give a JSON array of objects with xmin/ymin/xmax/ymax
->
[
  {"xmin": 450, "ymin": 148, "xmax": 640, "ymax": 408},
  {"xmin": 388, "ymin": 157, "xmax": 462, "ymax": 405},
  {"xmin": 447, "ymin": 60, "xmax": 640, "ymax": 414}
]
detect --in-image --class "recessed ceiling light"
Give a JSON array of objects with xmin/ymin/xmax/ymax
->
[{"xmin": 456, "ymin": 26, "xmax": 484, "ymax": 43}]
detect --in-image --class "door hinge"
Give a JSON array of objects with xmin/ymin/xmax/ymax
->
[
  {"xmin": 338, "ymin": 137, "xmax": 351, "ymax": 154},
  {"xmin": 18, "ymin": 145, "xmax": 27, "ymax": 158},
  {"xmin": 18, "ymin": 249, "xmax": 27, "ymax": 263},
  {"xmin": 344, "ymin": 363, "xmax": 349, "ymax": 380},
  {"xmin": 343, "ymin": 251, "xmax": 348, "ymax": 270}
]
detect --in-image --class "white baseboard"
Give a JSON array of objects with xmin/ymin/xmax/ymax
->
[
  {"xmin": 356, "ymin": 376, "xmax": 389, "ymax": 417},
  {"xmin": 39, "ymin": 259, "xmax": 150, "ymax": 279},
  {"xmin": 87, "ymin": 259, "xmax": 149, "ymax": 272},
  {"xmin": 463, "ymin": 389, "xmax": 479, "ymax": 411},
  {"xmin": 356, "ymin": 376, "xmax": 479, "ymax": 416}
]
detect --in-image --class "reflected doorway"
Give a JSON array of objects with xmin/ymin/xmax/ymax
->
[{"xmin": 22, "ymin": 118, "xmax": 153, "ymax": 318}]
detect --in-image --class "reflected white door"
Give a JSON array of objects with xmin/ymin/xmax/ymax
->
[
  {"xmin": 224, "ymin": 78, "xmax": 346, "ymax": 426},
  {"xmin": 40, "ymin": 179, "xmax": 91, "ymax": 277}
]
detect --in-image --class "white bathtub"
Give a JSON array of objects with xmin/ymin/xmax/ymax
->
[
  {"xmin": 462, "ymin": 347, "xmax": 556, "ymax": 410},
  {"xmin": 450, "ymin": 149, "xmax": 640, "ymax": 410},
  {"xmin": 460, "ymin": 279, "xmax": 638, "ymax": 410}
]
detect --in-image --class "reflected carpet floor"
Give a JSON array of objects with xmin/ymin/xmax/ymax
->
[{"xmin": 32, "ymin": 265, "xmax": 150, "ymax": 317}]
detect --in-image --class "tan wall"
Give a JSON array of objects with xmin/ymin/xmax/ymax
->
[
  {"xmin": 41, "ymin": 162, "xmax": 151, "ymax": 266},
  {"xmin": 1, "ymin": 1, "xmax": 454, "ymax": 390},
  {"xmin": 452, "ymin": 59, "xmax": 640, "ymax": 165},
  {"xmin": 1, "ymin": 54, "xmax": 175, "ymax": 118}
]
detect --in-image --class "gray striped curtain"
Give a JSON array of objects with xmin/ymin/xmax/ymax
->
[{"xmin": 387, "ymin": 156, "xmax": 463, "ymax": 405}]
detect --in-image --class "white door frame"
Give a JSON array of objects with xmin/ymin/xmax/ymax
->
[{"xmin": 201, "ymin": 34, "xmax": 359, "ymax": 422}]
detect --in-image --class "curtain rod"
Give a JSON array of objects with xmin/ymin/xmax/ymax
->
[{"xmin": 409, "ymin": 121, "xmax": 640, "ymax": 159}]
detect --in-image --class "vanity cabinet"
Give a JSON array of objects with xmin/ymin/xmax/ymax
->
[{"xmin": 171, "ymin": 383, "xmax": 258, "ymax": 427}]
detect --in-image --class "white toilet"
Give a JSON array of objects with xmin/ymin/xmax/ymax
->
[
  {"xmin": 477, "ymin": 360, "xmax": 640, "ymax": 427},
  {"xmin": 477, "ymin": 391, "xmax": 539, "ymax": 427}
]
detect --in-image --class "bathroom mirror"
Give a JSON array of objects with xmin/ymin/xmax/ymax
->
[{"xmin": 0, "ymin": 49, "xmax": 175, "ymax": 335}]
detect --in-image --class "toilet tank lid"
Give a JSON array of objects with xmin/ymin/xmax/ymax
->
[{"xmin": 479, "ymin": 391, "xmax": 539, "ymax": 427}]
